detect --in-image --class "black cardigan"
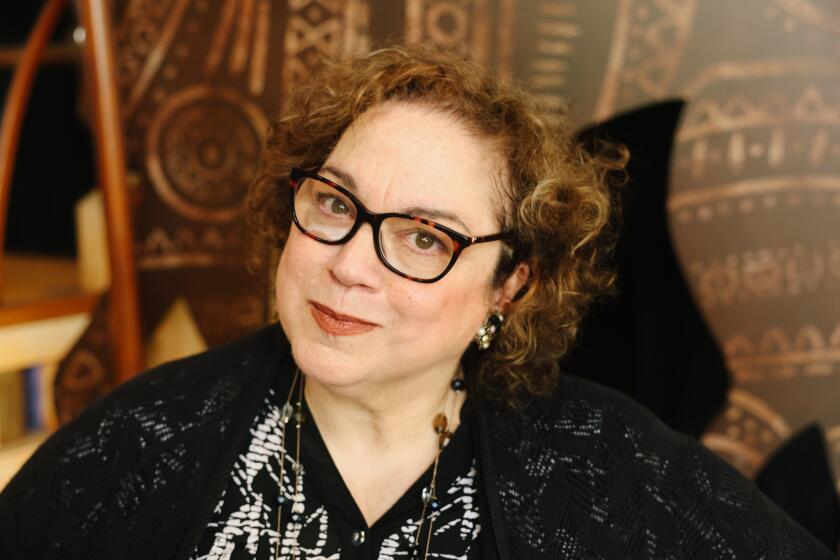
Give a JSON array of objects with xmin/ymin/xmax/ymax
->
[{"xmin": 0, "ymin": 324, "xmax": 832, "ymax": 559}]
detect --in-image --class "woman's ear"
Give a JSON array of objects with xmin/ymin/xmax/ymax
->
[{"xmin": 494, "ymin": 262, "xmax": 530, "ymax": 312}]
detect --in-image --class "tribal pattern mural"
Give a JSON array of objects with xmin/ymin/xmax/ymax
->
[{"xmin": 55, "ymin": 0, "xmax": 371, "ymax": 421}]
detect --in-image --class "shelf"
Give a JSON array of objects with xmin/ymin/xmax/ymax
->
[
  {"xmin": 0, "ymin": 254, "xmax": 95, "ymax": 370},
  {"xmin": 0, "ymin": 314, "xmax": 90, "ymax": 373},
  {"xmin": 0, "ymin": 253, "xmax": 99, "ymax": 327}
]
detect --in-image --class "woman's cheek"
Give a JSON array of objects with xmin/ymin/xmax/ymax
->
[
  {"xmin": 275, "ymin": 238, "xmax": 310, "ymax": 319},
  {"xmin": 395, "ymin": 283, "xmax": 483, "ymax": 343},
  {"xmin": 386, "ymin": 283, "xmax": 438, "ymax": 324},
  {"xmin": 279, "ymin": 232, "xmax": 321, "ymax": 286}
]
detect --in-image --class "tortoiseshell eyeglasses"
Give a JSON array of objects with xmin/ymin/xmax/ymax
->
[{"xmin": 289, "ymin": 167, "xmax": 512, "ymax": 283}]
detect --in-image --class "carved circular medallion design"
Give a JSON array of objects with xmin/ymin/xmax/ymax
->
[
  {"xmin": 425, "ymin": 2, "xmax": 469, "ymax": 46},
  {"xmin": 146, "ymin": 86, "xmax": 268, "ymax": 222}
]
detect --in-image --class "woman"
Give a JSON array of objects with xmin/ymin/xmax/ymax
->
[{"xmin": 0, "ymin": 45, "xmax": 833, "ymax": 560}]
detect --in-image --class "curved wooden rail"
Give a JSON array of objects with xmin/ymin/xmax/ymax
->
[
  {"xmin": 78, "ymin": 0, "xmax": 144, "ymax": 381},
  {"xmin": 0, "ymin": 0, "xmax": 144, "ymax": 382}
]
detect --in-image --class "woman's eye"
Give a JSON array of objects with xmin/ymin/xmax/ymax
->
[
  {"xmin": 329, "ymin": 198, "xmax": 349, "ymax": 215},
  {"xmin": 407, "ymin": 231, "xmax": 446, "ymax": 254},
  {"xmin": 414, "ymin": 232, "xmax": 436, "ymax": 250},
  {"xmin": 317, "ymin": 194, "xmax": 350, "ymax": 215}
]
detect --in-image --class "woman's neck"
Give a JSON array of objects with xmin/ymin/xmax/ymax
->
[
  {"xmin": 301, "ymin": 363, "xmax": 467, "ymax": 526},
  {"xmin": 302, "ymin": 363, "xmax": 465, "ymax": 452}
]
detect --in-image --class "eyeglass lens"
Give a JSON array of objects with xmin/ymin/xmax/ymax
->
[{"xmin": 293, "ymin": 176, "xmax": 456, "ymax": 280}]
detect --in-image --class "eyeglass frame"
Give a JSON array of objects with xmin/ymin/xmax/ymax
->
[{"xmin": 288, "ymin": 167, "xmax": 514, "ymax": 283}]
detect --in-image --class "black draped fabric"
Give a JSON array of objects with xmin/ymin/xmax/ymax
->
[
  {"xmin": 755, "ymin": 424, "xmax": 840, "ymax": 552},
  {"xmin": 0, "ymin": 324, "xmax": 832, "ymax": 559},
  {"xmin": 565, "ymin": 100, "xmax": 730, "ymax": 438}
]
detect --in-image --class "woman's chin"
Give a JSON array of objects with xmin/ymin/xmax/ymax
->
[{"xmin": 290, "ymin": 339, "xmax": 370, "ymax": 388}]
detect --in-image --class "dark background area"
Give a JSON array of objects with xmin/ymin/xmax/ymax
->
[{"xmin": 1, "ymin": 3, "xmax": 94, "ymax": 256}]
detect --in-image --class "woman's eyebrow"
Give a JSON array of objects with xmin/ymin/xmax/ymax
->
[
  {"xmin": 321, "ymin": 164, "xmax": 358, "ymax": 192},
  {"xmin": 320, "ymin": 164, "xmax": 473, "ymax": 235},
  {"xmin": 401, "ymin": 206, "xmax": 472, "ymax": 235}
]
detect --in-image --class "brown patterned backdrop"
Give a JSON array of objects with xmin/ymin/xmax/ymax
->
[{"xmin": 55, "ymin": 0, "xmax": 840, "ymax": 491}]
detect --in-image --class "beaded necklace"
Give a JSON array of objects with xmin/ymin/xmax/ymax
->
[{"xmin": 273, "ymin": 368, "xmax": 465, "ymax": 560}]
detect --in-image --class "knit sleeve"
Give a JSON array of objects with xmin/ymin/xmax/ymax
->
[{"xmin": 0, "ymin": 339, "xmax": 255, "ymax": 559}]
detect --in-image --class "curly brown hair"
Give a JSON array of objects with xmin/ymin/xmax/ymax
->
[{"xmin": 247, "ymin": 43, "xmax": 626, "ymax": 407}]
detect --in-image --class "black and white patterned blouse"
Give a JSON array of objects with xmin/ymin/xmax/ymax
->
[{"xmin": 189, "ymin": 371, "xmax": 481, "ymax": 560}]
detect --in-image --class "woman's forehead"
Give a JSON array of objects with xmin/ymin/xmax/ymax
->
[{"xmin": 323, "ymin": 102, "xmax": 504, "ymax": 231}]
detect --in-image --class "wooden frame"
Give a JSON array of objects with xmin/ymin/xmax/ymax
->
[{"xmin": 0, "ymin": 0, "xmax": 143, "ymax": 381}]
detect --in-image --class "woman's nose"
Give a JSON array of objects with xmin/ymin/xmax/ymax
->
[{"xmin": 327, "ymin": 223, "xmax": 383, "ymax": 290}]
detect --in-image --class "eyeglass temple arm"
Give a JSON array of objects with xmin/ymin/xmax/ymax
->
[{"xmin": 470, "ymin": 232, "xmax": 514, "ymax": 244}]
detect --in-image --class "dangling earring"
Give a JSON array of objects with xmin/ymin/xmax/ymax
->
[{"xmin": 475, "ymin": 311, "xmax": 504, "ymax": 350}]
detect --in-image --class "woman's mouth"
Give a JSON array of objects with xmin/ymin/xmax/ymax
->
[{"xmin": 309, "ymin": 301, "xmax": 378, "ymax": 336}]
